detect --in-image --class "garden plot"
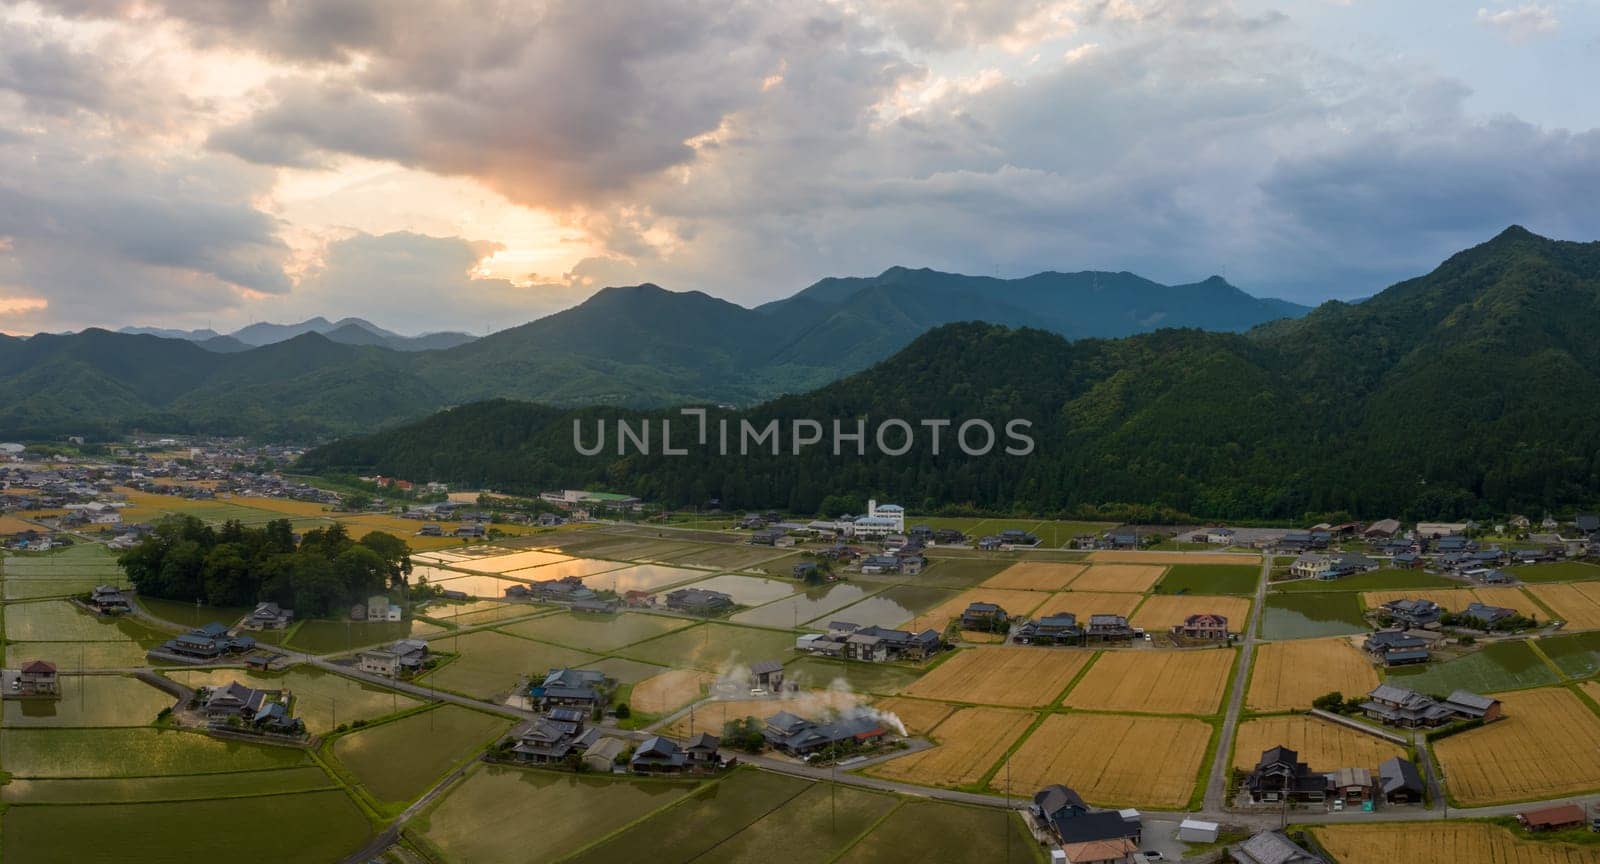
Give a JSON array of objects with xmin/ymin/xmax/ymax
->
[
  {"xmin": 1247, "ymin": 638, "xmax": 1379, "ymax": 712},
  {"xmin": 981, "ymin": 561, "xmax": 1087, "ymax": 591},
  {"xmin": 1065, "ymin": 564, "xmax": 1166, "ymax": 593},
  {"xmin": 1063, "ymin": 649, "xmax": 1235, "ymax": 715},
  {"xmin": 1129, "ymin": 594, "xmax": 1251, "ymax": 632},
  {"xmin": 996, "ymin": 712, "xmax": 1211, "ymax": 808},
  {"xmin": 904, "ymin": 646, "xmax": 1092, "ymax": 708},
  {"xmin": 1232, "ymin": 715, "xmax": 1404, "ymax": 771},
  {"xmin": 1433, "ymin": 687, "xmax": 1600, "ymax": 805},
  {"xmin": 864, "ymin": 706, "xmax": 1033, "ymax": 788}
]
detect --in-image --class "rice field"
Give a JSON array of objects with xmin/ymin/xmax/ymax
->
[
  {"xmin": 422, "ymin": 630, "xmax": 602, "ymax": 699},
  {"xmin": 332, "ymin": 705, "xmax": 512, "ymax": 804},
  {"xmin": 0, "ymin": 727, "xmax": 309, "ymax": 778},
  {"xmin": 871, "ymin": 697, "xmax": 956, "ymax": 735},
  {"xmin": 1154, "ymin": 564, "xmax": 1261, "ymax": 595},
  {"xmin": 454, "ymin": 549, "xmax": 574, "ymax": 573},
  {"xmin": 905, "ymin": 646, "xmax": 1094, "ymax": 707},
  {"xmin": 1540, "ymin": 631, "xmax": 1600, "ymax": 678},
  {"xmin": 1065, "ymin": 564, "xmax": 1166, "ymax": 593},
  {"xmin": 864, "ymin": 706, "xmax": 1034, "ymax": 788},
  {"xmin": 783, "ymin": 656, "xmax": 925, "ymax": 695},
  {"xmin": 1, "ymin": 674, "xmax": 172, "ymax": 727},
  {"xmin": 692, "ymin": 781, "xmax": 902, "ymax": 864},
  {"xmin": 1128, "ymin": 594, "xmax": 1251, "ymax": 631},
  {"xmin": 980, "ymin": 561, "xmax": 1088, "ymax": 591},
  {"xmin": 498, "ymin": 610, "xmax": 695, "ymax": 652},
  {"xmin": 820, "ymin": 585, "xmax": 958, "ymax": 629},
  {"xmin": 1313, "ymin": 822, "xmax": 1600, "ymax": 864},
  {"xmin": 1260, "ymin": 592, "xmax": 1368, "ymax": 640},
  {"xmin": 1509, "ymin": 562, "xmax": 1600, "ymax": 584},
  {"xmin": 1524, "ymin": 582, "xmax": 1600, "ymax": 629},
  {"xmin": 1062, "ymin": 649, "xmax": 1235, "ymax": 715},
  {"xmin": 731, "ymin": 582, "xmax": 879, "ymax": 628},
  {"xmin": 630, "ymin": 669, "xmax": 715, "ymax": 715},
  {"xmin": 1087, "ymin": 551, "xmax": 1256, "ymax": 565},
  {"xmin": 168, "ymin": 666, "xmax": 422, "ymax": 733},
  {"xmin": 1231, "ymin": 715, "xmax": 1405, "ymax": 772},
  {"xmin": 1, "ymin": 766, "xmax": 336, "ymax": 805},
  {"xmin": 584, "ymin": 564, "xmax": 711, "ymax": 594},
  {"xmin": 674, "ymin": 573, "xmax": 797, "ymax": 606},
  {"xmin": 1433, "ymin": 687, "xmax": 1600, "ymax": 805},
  {"xmin": 996, "ymin": 712, "xmax": 1212, "ymax": 808},
  {"xmin": 617, "ymin": 624, "xmax": 802, "ymax": 673},
  {"xmin": 832, "ymin": 799, "xmax": 1038, "ymax": 864},
  {"xmin": 1387, "ymin": 640, "xmax": 1558, "ymax": 695},
  {"xmin": 1247, "ymin": 638, "xmax": 1379, "ymax": 712}
]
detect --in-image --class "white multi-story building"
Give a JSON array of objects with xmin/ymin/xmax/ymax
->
[{"xmin": 867, "ymin": 500, "xmax": 904, "ymax": 532}]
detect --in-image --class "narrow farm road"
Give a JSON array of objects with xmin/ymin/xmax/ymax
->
[{"xmin": 1201, "ymin": 551, "xmax": 1270, "ymax": 811}]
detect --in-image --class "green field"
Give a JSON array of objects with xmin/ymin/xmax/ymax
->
[
  {"xmin": 1, "ymin": 789, "xmax": 372, "ymax": 863},
  {"xmin": 819, "ymin": 585, "xmax": 958, "ymax": 629},
  {"xmin": 419, "ymin": 765, "xmax": 695, "ymax": 862},
  {"xmin": 3, "ymin": 544, "xmax": 123, "ymax": 578},
  {"xmin": 6, "ymin": 638, "xmax": 160, "ymax": 669},
  {"xmin": 1508, "ymin": 562, "xmax": 1600, "ymax": 583},
  {"xmin": 695, "ymin": 782, "xmax": 902, "ymax": 864},
  {"xmin": 499, "ymin": 611, "xmax": 695, "ymax": 652},
  {"xmin": 4, "ymin": 578, "xmax": 104, "ymax": 600},
  {"xmin": 285, "ymin": 618, "xmax": 434, "ymax": 653},
  {"xmin": 1156, "ymin": 564, "xmax": 1260, "ymax": 595},
  {"xmin": 1273, "ymin": 569, "xmax": 1458, "ymax": 592},
  {"xmin": 333, "ymin": 705, "xmax": 511, "ymax": 805},
  {"xmin": 170, "ymin": 666, "xmax": 421, "ymax": 733},
  {"xmin": 668, "ymin": 544, "xmax": 792, "ymax": 571},
  {"xmin": 563, "ymin": 770, "xmax": 813, "ymax": 864},
  {"xmin": 135, "ymin": 597, "xmax": 251, "ymax": 630},
  {"xmin": 1, "ymin": 674, "xmax": 171, "ymax": 727},
  {"xmin": 1, "ymin": 728, "xmax": 309, "ymax": 778},
  {"xmin": 784, "ymin": 657, "xmax": 925, "ymax": 695},
  {"xmin": 1, "ymin": 766, "xmax": 336, "ymax": 804},
  {"xmin": 1386, "ymin": 640, "xmax": 1559, "ymax": 694},
  {"xmin": 618, "ymin": 623, "xmax": 799, "ymax": 672},
  {"xmin": 833, "ymin": 799, "xmax": 1043, "ymax": 863},
  {"xmin": 3, "ymin": 599, "xmax": 146, "ymax": 641},
  {"xmin": 1538, "ymin": 631, "xmax": 1600, "ymax": 678},
  {"xmin": 579, "ymin": 656, "xmax": 670, "ymax": 684},
  {"xmin": 732, "ymin": 582, "xmax": 882, "ymax": 628},
  {"xmin": 905, "ymin": 557, "xmax": 1011, "ymax": 588},
  {"xmin": 423, "ymin": 629, "xmax": 602, "ymax": 698},
  {"xmin": 1259, "ymin": 593, "xmax": 1368, "ymax": 640}
]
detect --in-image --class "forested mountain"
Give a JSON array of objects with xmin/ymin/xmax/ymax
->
[
  {"xmin": 300, "ymin": 227, "xmax": 1600, "ymax": 521},
  {"xmin": 1, "ymin": 263, "xmax": 1307, "ymax": 437}
]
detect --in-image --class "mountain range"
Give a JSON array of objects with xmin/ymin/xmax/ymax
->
[
  {"xmin": 0, "ymin": 267, "xmax": 1306, "ymax": 438},
  {"xmin": 301, "ymin": 227, "xmax": 1600, "ymax": 521},
  {"xmin": 118, "ymin": 317, "xmax": 479, "ymax": 353}
]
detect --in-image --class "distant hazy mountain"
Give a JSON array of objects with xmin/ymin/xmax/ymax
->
[
  {"xmin": 20, "ymin": 260, "xmax": 1314, "ymax": 436},
  {"xmin": 117, "ymin": 317, "xmax": 477, "ymax": 352}
]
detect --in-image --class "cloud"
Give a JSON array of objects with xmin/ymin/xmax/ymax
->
[
  {"xmin": 1476, "ymin": 4, "xmax": 1560, "ymax": 43},
  {"xmin": 284, "ymin": 231, "xmax": 595, "ymax": 332}
]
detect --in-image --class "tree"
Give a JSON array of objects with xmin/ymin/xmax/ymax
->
[
  {"xmin": 359, "ymin": 531, "xmax": 414, "ymax": 587},
  {"xmin": 333, "ymin": 545, "xmax": 388, "ymax": 601},
  {"xmin": 1312, "ymin": 691, "xmax": 1346, "ymax": 713}
]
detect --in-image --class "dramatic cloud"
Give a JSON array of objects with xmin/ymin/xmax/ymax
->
[
  {"xmin": 1476, "ymin": 4, "xmax": 1560, "ymax": 43},
  {"xmin": 0, "ymin": 0, "xmax": 1596, "ymax": 333}
]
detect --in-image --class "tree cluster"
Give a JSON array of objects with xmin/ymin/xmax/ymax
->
[{"xmin": 117, "ymin": 516, "xmax": 414, "ymax": 617}]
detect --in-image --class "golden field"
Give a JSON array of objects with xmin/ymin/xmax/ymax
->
[
  {"xmin": 905, "ymin": 646, "xmax": 1094, "ymax": 708},
  {"xmin": 1433, "ymin": 687, "xmax": 1600, "ymax": 805},
  {"xmin": 1362, "ymin": 587, "xmax": 1544, "ymax": 620},
  {"xmin": 981, "ymin": 562, "xmax": 1088, "ymax": 591},
  {"xmin": 996, "ymin": 712, "xmax": 1211, "ymax": 808},
  {"xmin": 1524, "ymin": 583, "xmax": 1600, "ymax": 630},
  {"xmin": 1030, "ymin": 591, "xmax": 1144, "ymax": 621},
  {"xmin": 1062, "ymin": 649, "xmax": 1235, "ymax": 715},
  {"xmin": 1313, "ymin": 823, "xmax": 1600, "ymax": 864},
  {"xmin": 1065, "ymin": 564, "xmax": 1166, "ymax": 593},
  {"xmin": 903, "ymin": 588, "xmax": 1050, "ymax": 633},
  {"xmin": 1128, "ymin": 594, "xmax": 1251, "ymax": 631},
  {"xmin": 1246, "ymin": 638, "xmax": 1379, "ymax": 713},
  {"xmin": 864, "ymin": 706, "xmax": 1033, "ymax": 788},
  {"xmin": 871, "ymin": 697, "xmax": 956, "ymax": 735},
  {"xmin": 1231, "ymin": 715, "xmax": 1404, "ymax": 772},
  {"xmin": 630, "ymin": 669, "xmax": 714, "ymax": 715}
]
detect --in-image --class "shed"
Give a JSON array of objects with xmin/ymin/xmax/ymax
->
[
  {"xmin": 1519, "ymin": 804, "xmax": 1587, "ymax": 832},
  {"xmin": 1178, "ymin": 819, "xmax": 1219, "ymax": 843}
]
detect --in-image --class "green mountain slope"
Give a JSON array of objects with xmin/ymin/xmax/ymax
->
[{"xmin": 302, "ymin": 227, "xmax": 1600, "ymax": 520}]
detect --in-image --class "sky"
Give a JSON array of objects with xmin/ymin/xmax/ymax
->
[{"xmin": 0, "ymin": 0, "xmax": 1597, "ymax": 336}]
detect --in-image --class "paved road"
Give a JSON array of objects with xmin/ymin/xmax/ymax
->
[{"xmin": 1201, "ymin": 552, "xmax": 1271, "ymax": 810}]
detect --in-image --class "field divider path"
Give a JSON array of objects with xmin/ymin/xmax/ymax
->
[{"xmin": 1202, "ymin": 553, "xmax": 1269, "ymax": 811}]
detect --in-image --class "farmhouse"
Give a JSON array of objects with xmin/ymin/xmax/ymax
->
[
  {"xmin": 1244, "ymin": 746, "xmax": 1328, "ymax": 802},
  {"xmin": 1518, "ymin": 804, "xmax": 1588, "ymax": 832},
  {"xmin": 530, "ymin": 668, "xmax": 611, "ymax": 711},
  {"xmin": 1381, "ymin": 598, "xmax": 1444, "ymax": 628},
  {"xmin": 748, "ymin": 659, "xmax": 785, "ymax": 692},
  {"xmin": 1363, "ymin": 630, "xmax": 1431, "ymax": 666},
  {"xmin": 958, "ymin": 602, "xmax": 1008, "ymax": 631},
  {"xmin": 792, "ymin": 561, "xmax": 819, "ymax": 580},
  {"xmin": 203, "ymin": 681, "xmax": 272, "ymax": 721},
  {"xmin": 156, "ymin": 623, "xmax": 256, "ymax": 661},
  {"xmin": 1457, "ymin": 603, "xmax": 1516, "ymax": 628},
  {"xmin": 1441, "ymin": 690, "xmax": 1502, "ymax": 722},
  {"xmin": 664, "ymin": 587, "xmax": 734, "ymax": 615},
  {"xmin": 87, "ymin": 585, "xmax": 131, "ymax": 613},
  {"xmin": 630, "ymin": 736, "xmax": 691, "ymax": 774},
  {"xmin": 512, "ymin": 708, "xmax": 598, "ymax": 764},
  {"xmin": 12, "ymin": 660, "xmax": 60, "ymax": 697},
  {"xmin": 1378, "ymin": 756, "xmax": 1425, "ymax": 804},
  {"xmin": 762, "ymin": 710, "xmax": 887, "ymax": 757},
  {"xmin": 1203, "ymin": 527, "xmax": 1237, "ymax": 545},
  {"xmin": 245, "ymin": 601, "xmax": 294, "ymax": 630},
  {"xmin": 357, "ymin": 639, "xmax": 429, "ymax": 678},
  {"xmin": 1363, "ymin": 519, "xmax": 1402, "ymax": 539},
  {"xmin": 1029, "ymin": 785, "xmax": 1143, "ymax": 848},
  {"xmin": 1086, "ymin": 614, "xmax": 1135, "ymax": 642},
  {"xmin": 365, "ymin": 594, "xmax": 402, "ymax": 622},
  {"xmin": 1172, "ymin": 613, "xmax": 1228, "ymax": 641},
  {"xmin": 1014, "ymin": 613, "xmax": 1083, "ymax": 646},
  {"xmin": 798, "ymin": 622, "xmax": 942, "ymax": 662},
  {"xmin": 1360, "ymin": 685, "xmax": 1455, "ymax": 728},
  {"xmin": 860, "ymin": 554, "xmax": 903, "ymax": 574}
]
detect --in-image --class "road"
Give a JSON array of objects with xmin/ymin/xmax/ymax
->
[{"xmin": 1201, "ymin": 551, "xmax": 1271, "ymax": 811}]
